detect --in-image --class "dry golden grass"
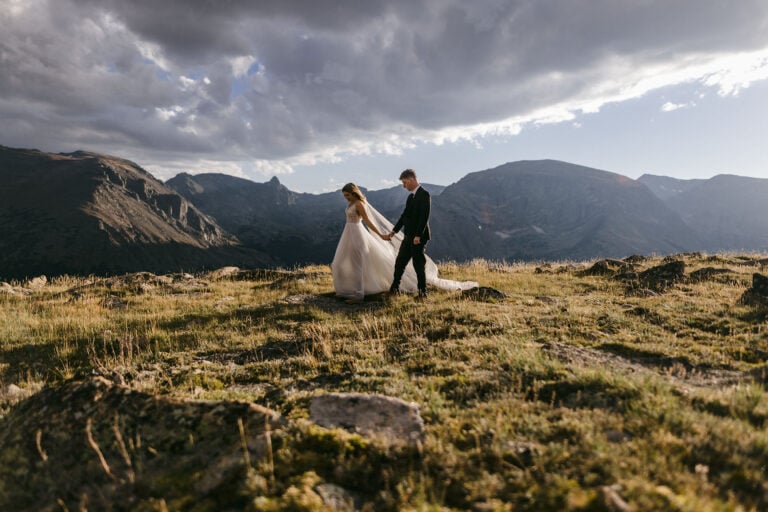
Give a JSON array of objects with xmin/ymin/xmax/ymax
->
[{"xmin": 2, "ymin": 252, "xmax": 768, "ymax": 510}]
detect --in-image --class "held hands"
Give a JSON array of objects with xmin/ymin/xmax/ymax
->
[{"xmin": 378, "ymin": 232, "xmax": 420, "ymax": 244}]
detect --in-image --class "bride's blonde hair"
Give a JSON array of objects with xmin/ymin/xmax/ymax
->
[{"xmin": 342, "ymin": 183, "xmax": 366, "ymax": 202}]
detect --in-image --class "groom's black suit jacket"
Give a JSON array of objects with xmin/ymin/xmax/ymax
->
[{"xmin": 393, "ymin": 186, "xmax": 431, "ymax": 241}]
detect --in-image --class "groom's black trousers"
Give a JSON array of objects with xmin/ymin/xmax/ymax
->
[{"xmin": 391, "ymin": 237, "xmax": 427, "ymax": 294}]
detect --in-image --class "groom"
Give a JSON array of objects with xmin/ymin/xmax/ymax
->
[{"xmin": 383, "ymin": 168, "xmax": 431, "ymax": 299}]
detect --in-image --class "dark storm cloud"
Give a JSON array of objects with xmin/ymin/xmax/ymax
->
[{"xmin": 2, "ymin": 0, "xmax": 768, "ymax": 174}]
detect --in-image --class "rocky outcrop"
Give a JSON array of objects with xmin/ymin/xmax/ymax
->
[
  {"xmin": 0, "ymin": 377, "xmax": 284, "ymax": 511},
  {"xmin": 580, "ymin": 259, "xmax": 633, "ymax": 277},
  {"xmin": 689, "ymin": 267, "xmax": 734, "ymax": 283},
  {"xmin": 740, "ymin": 273, "xmax": 768, "ymax": 307},
  {"xmin": 637, "ymin": 260, "xmax": 686, "ymax": 291}
]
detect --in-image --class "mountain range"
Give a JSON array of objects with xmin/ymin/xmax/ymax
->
[
  {"xmin": 1, "ymin": 144, "xmax": 766, "ymax": 279},
  {"xmin": 638, "ymin": 173, "xmax": 768, "ymax": 252},
  {"xmin": 0, "ymin": 146, "xmax": 270, "ymax": 279}
]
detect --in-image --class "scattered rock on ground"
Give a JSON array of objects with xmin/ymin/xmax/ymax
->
[
  {"xmin": 0, "ymin": 282, "xmax": 32, "ymax": 296},
  {"xmin": 739, "ymin": 273, "xmax": 768, "ymax": 307},
  {"xmin": 506, "ymin": 441, "xmax": 539, "ymax": 468},
  {"xmin": 636, "ymin": 260, "xmax": 686, "ymax": 292},
  {"xmin": 315, "ymin": 483, "xmax": 357, "ymax": 511},
  {"xmin": 25, "ymin": 275, "xmax": 47, "ymax": 289},
  {"xmin": 5, "ymin": 384, "xmax": 24, "ymax": 399},
  {"xmin": 310, "ymin": 392, "xmax": 425, "ymax": 445},
  {"xmin": 600, "ymin": 485, "xmax": 631, "ymax": 512},
  {"xmin": 605, "ymin": 429, "xmax": 633, "ymax": 443},
  {"xmin": 580, "ymin": 259, "xmax": 632, "ymax": 277},
  {"xmin": 689, "ymin": 267, "xmax": 734, "ymax": 283},
  {"xmin": 461, "ymin": 286, "xmax": 508, "ymax": 301},
  {"xmin": 207, "ymin": 266, "xmax": 241, "ymax": 280},
  {"xmin": 622, "ymin": 254, "xmax": 648, "ymax": 264}
]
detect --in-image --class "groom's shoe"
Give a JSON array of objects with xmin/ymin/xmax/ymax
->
[{"xmin": 415, "ymin": 291, "xmax": 428, "ymax": 302}]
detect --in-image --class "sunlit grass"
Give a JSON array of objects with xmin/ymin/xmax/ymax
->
[{"xmin": 2, "ymin": 253, "xmax": 768, "ymax": 510}]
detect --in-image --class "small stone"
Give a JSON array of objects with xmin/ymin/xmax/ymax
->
[
  {"xmin": 315, "ymin": 483, "xmax": 356, "ymax": 511},
  {"xmin": 600, "ymin": 485, "xmax": 631, "ymax": 512},
  {"xmin": 6, "ymin": 384, "xmax": 24, "ymax": 399},
  {"xmin": 606, "ymin": 430, "xmax": 632, "ymax": 443},
  {"xmin": 506, "ymin": 441, "xmax": 538, "ymax": 467},
  {"xmin": 26, "ymin": 276, "xmax": 47, "ymax": 289},
  {"xmin": 0, "ymin": 283, "xmax": 17, "ymax": 295},
  {"xmin": 461, "ymin": 286, "xmax": 508, "ymax": 301},
  {"xmin": 208, "ymin": 266, "xmax": 240, "ymax": 279}
]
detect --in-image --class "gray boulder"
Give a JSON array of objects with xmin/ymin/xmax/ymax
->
[{"xmin": 310, "ymin": 393, "xmax": 425, "ymax": 445}]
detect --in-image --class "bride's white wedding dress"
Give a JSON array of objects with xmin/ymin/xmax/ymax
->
[{"xmin": 331, "ymin": 201, "xmax": 478, "ymax": 300}]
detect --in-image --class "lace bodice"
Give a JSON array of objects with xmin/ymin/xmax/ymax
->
[{"xmin": 345, "ymin": 203, "xmax": 361, "ymax": 223}]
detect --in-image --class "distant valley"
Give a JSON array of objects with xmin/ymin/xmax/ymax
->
[{"xmin": 2, "ymin": 144, "xmax": 767, "ymax": 279}]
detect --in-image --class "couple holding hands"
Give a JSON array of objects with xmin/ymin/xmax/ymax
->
[{"xmin": 332, "ymin": 168, "xmax": 477, "ymax": 303}]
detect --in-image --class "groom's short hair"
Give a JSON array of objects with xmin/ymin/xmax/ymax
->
[{"xmin": 399, "ymin": 169, "xmax": 416, "ymax": 180}]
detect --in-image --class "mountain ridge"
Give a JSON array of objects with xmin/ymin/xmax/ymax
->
[
  {"xmin": 3, "ymin": 144, "xmax": 768, "ymax": 278},
  {"xmin": 0, "ymin": 146, "xmax": 271, "ymax": 279},
  {"xmin": 429, "ymin": 160, "xmax": 703, "ymax": 261},
  {"xmin": 640, "ymin": 173, "xmax": 768, "ymax": 252}
]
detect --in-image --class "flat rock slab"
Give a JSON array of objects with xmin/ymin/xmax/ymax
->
[{"xmin": 310, "ymin": 393, "xmax": 425, "ymax": 445}]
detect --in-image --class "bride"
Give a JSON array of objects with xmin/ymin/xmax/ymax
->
[{"xmin": 331, "ymin": 183, "xmax": 477, "ymax": 302}]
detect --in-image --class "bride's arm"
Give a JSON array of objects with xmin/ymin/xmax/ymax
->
[{"xmin": 356, "ymin": 202, "xmax": 385, "ymax": 237}]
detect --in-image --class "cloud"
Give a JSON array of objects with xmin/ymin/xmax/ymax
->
[
  {"xmin": 2, "ymin": 0, "xmax": 768, "ymax": 179},
  {"xmin": 661, "ymin": 102, "xmax": 690, "ymax": 112}
]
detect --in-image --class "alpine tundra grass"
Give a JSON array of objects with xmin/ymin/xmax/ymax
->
[{"xmin": 1, "ymin": 253, "xmax": 768, "ymax": 511}]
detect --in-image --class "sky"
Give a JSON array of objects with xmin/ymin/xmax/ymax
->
[{"xmin": 1, "ymin": 0, "xmax": 768, "ymax": 193}]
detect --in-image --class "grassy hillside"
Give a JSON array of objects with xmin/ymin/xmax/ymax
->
[{"xmin": 2, "ymin": 254, "xmax": 768, "ymax": 511}]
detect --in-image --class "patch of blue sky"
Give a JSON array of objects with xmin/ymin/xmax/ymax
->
[
  {"xmin": 155, "ymin": 68, "xmax": 173, "ymax": 81},
  {"xmin": 230, "ymin": 63, "xmax": 261, "ymax": 99},
  {"xmin": 231, "ymin": 76, "xmax": 250, "ymax": 99}
]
